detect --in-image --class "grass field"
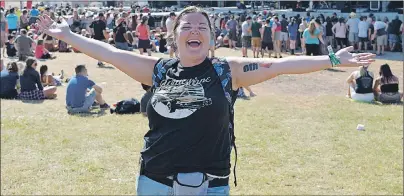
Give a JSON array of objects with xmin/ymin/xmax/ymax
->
[{"xmin": 1, "ymin": 48, "xmax": 403, "ymax": 195}]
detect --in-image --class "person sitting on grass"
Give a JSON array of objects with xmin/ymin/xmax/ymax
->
[
  {"xmin": 157, "ymin": 33, "xmax": 167, "ymax": 54},
  {"xmin": 346, "ymin": 64, "xmax": 375, "ymax": 103},
  {"xmin": 39, "ymin": 65, "xmax": 64, "ymax": 86},
  {"xmin": 19, "ymin": 58, "xmax": 57, "ymax": 100},
  {"xmin": 66, "ymin": 65, "xmax": 109, "ymax": 113},
  {"xmin": 0, "ymin": 62, "xmax": 19, "ymax": 99},
  {"xmin": 35, "ymin": 40, "xmax": 56, "ymax": 60},
  {"xmin": 5, "ymin": 35, "xmax": 17, "ymax": 58},
  {"xmin": 373, "ymin": 63, "xmax": 403, "ymax": 104},
  {"xmin": 14, "ymin": 29, "xmax": 34, "ymax": 61}
]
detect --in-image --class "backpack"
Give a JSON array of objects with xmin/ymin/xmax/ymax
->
[
  {"xmin": 110, "ymin": 98, "xmax": 141, "ymax": 114},
  {"xmin": 355, "ymin": 71, "xmax": 374, "ymax": 94},
  {"xmin": 151, "ymin": 58, "xmax": 239, "ymax": 186}
]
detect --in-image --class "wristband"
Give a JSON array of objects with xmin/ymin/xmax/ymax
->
[{"xmin": 327, "ymin": 45, "xmax": 341, "ymax": 67}]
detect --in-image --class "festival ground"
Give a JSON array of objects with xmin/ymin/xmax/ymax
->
[{"xmin": 1, "ymin": 48, "xmax": 403, "ymax": 195}]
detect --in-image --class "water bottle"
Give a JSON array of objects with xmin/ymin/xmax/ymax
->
[{"xmin": 327, "ymin": 45, "xmax": 341, "ymax": 67}]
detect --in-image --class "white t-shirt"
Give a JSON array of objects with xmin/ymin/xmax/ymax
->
[
  {"xmin": 358, "ymin": 21, "xmax": 369, "ymax": 38},
  {"xmin": 374, "ymin": 21, "xmax": 387, "ymax": 30},
  {"xmin": 347, "ymin": 18, "xmax": 360, "ymax": 33},
  {"xmin": 332, "ymin": 23, "xmax": 347, "ymax": 38},
  {"xmin": 166, "ymin": 17, "xmax": 175, "ymax": 36}
]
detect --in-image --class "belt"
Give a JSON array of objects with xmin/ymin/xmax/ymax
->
[{"xmin": 140, "ymin": 169, "xmax": 229, "ymax": 188}]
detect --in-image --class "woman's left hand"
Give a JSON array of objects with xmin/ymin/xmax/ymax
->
[{"xmin": 336, "ymin": 46, "xmax": 376, "ymax": 67}]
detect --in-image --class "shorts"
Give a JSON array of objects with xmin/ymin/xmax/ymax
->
[
  {"xmin": 350, "ymin": 87, "xmax": 374, "ymax": 103},
  {"xmin": 377, "ymin": 92, "xmax": 401, "ymax": 104},
  {"xmin": 8, "ymin": 29, "xmax": 17, "ymax": 34},
  {"xmin": 251, "ymin": 37, "xmax": 261, "ymax": 48},
  {"xmin": 388, "ymin": 34, "xmax": 397, "ymax": 44},
  {"xmin": 138, "ymin": 39, "xmax": 151, "ymax": 49},
  {"xmin": 280, "ymin": 32, "xmax": 288, "ymax": 41},
  {"xmin": 167, "ymin": 37, "xmax": 174, "ymax": 48},
  {"xmin": 66, "ymin": 90, "xmax": 97, "ymax": 113},
  {"xmin": 274, "ymin": 31, "xmax": 281, "ymax": 41},
  {"xmin": 377, "ymin": 35, "xmax": 387, "ymax": 46},
  {"xmin": 349, "ymin": 32, "xmax": 358, "ymax": 43},
  {"xmin": 242, "ymin": 36, "xmax": 251, "ymax": 48},
  {"xmin": 359, "ymin": 37, "xmax": 368, "ymax": 43},
  {"xmin": 18, "ymin": 89, "xmax": 45, "ymax": 100},
  {"xmin": 261, "ymin": 41, "xmax": 273, "ymax": 50},
  {"xmin": 228, "ymin": 29, "xmax": 237, "ymax": 41},
  {"xmin": 115, "ymin": 42, "xmax": 130, "ymax": 51}
]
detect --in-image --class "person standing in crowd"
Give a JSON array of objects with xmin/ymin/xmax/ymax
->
[
  {"xmin": 29, "ymin": 6, "xmax": 40, "ymax": 24},
  {"xmin": 1, "ymin": 11, "xmax": 8, "ymax": 58},
  {"xmin": 279, "ymin": 14, "xmax": 289, "ymax": 53},
  {"xmin": 373, "ymin": 17, "xmax": 388, "ymax": 56},
  {"xmin": 20, "ymin": 10, "xmax": 29, "ymax": 30},
  {"xmin": 165, "ymin": 12, "xmax": 176, "ymax": 58},
  {"xmin": 368, "ymin": 17, "xmax": 376, "ymax": 52},
  {"xmin": 113, "ymin": 18, "xmax": 130, "ymax": 51},
  {"xmin": 251, "ymin": 15, "xmax": 261, "ymax": 58},
  {"xmin": 147, "ymin": 12, "xmax": 155, "ymax": 29},
  {"xmin": 136, "ymin": 16, "xmax": 151, "ymax": 56},
  {"xmin": 89, "ymin": 13, "xmax": 109, "ymax": 67},
  {"xmin": 358, "ymin": 16, "xmax": 369, "ymax": 52},
  {"xmin": 299, "ymin": 17, "xmax": 308, "ymax": 54},
  {"xmin": 261, "ymin": 18, "xmax": 273, "ymax": 57},
  {"xmin": 288, "ymin": 18, "xmax": 298, "ymax": 55},
  {"xmin": 131, "ymin": 14, "xmax": 138, "ymax": 31},
  {"xmin": 346, "ymin": 12, "xmax": 360, "ymax": 51},
  {"xmin": 388, "ymin": 16, "xmax": 402, "ymax": 52},
  {"xmin": 19, "ymin": 58, "xmax": 57, "ymax": 100},
  {"xmin": 6, "ymin": 8, "xmax": 18, "ymax": 34},
  {"xmin": 325, "ymin": 16, "xmax": 334, "ymax": 48},
  {"xmin": 226, "ymin": 15, "xmax": 238, "ymax": 50},
  {"xmin": 332, "ymin": 17, "xmax": 347, "ymax": 50},
  {"xmin": 272, "ymin": 16, "xmax": 282, "ymax": 58},
  {"xmin": 303, "ymin": 20, "xmax": 323, "ymax": 56},
  {"xmin": 241, "ymin": 15, "xmax": 252, "ymax": 57}
]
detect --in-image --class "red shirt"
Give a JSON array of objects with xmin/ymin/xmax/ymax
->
[{"xmin": 35, "ymin": 45, "xmax": 44, "ymax": 58}]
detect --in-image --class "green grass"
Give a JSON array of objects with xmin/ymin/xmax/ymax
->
[{"xmin": 1, "ymin": 95, "xmax": 402, "ymax": 195}]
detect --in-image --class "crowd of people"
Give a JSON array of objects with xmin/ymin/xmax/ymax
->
[
  {"xmin": 0, "ymin": 3, "xmax": 400, "ymax": 195},
  {"xmin": 0, "ymin": 4, "xmax": 403, "ymax": 109}
]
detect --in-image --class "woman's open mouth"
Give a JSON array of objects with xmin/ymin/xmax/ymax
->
[{"xmin": 187, "ymin": 40, "xmax": 202, "ymax": 49}]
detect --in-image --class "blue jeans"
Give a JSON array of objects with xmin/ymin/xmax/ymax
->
[
  {"xmin": 66, "ymin": 89, "xmax": 96, "ymax": 113},
  {"xmin": 136, "ymin": 175, "xmax": 230, "ymax": 195},
  {"xmin": 115, "ymin": 42, "xmax": 129, "ymax": 51}
]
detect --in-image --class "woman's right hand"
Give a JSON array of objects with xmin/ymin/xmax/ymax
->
[{"xmin": 36, "ymin": 15, "xmax": 71, "ymax": 40}]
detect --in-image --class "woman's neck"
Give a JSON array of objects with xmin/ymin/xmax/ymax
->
[{"xmin": 179, "ymin": 56, "xmax": 206, "ymax": 67}]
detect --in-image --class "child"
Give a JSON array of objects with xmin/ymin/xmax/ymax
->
[
  {"xmin": 149, "ymin": 30, "xmax": 158, "ymax": 52},
  {"xmin": 35, "ymin": 40, "xmax": 55, "ymax": 59},
  {"xmin": 132, "ymin": 31, "xmax": 138, "ymax": 49},
  {"xmin": 6, "ymin": 35, "xmax": 17, "ymax": 58},
  {"xmin": 126, "ymin": 31, "xmax": 134, "ymax": 50},
  {"xmin": 39, "ymin": 65, "xmax": 64, "ymax": 86}
]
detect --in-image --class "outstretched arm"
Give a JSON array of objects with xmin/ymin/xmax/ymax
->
[
  {"xmin": 37, "ymin": 15, "xmax": 158, "ymax": 86},
  {"xmin": 228, "ymin": 47, "xmax": 375, "ymax": 89}
]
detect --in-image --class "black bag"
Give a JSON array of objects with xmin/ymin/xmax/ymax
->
[
  {"xmin": 110, "ymin": 98, "xmax": 140, "ymax": 114},
  {"xmin": 376, "ymin": 28, "xmax": 387, "ymax": 36}
]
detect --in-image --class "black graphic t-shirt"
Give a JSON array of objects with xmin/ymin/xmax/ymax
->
[{"xmin": 142, "ymin": 58, "xmax": 231, "ymax": 176}]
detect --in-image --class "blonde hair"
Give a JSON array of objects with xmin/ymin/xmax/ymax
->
[{"xmin": 308, "ymin": 20, "xmax": 316, "ymax": 36}]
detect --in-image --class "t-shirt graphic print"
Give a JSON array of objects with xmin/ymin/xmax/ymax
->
[{"xmin": 151, "ymin": 75, "xmax": 213, "ymax": 119}]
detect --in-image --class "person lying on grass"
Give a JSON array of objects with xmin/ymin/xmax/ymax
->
[{"xmin": 36, "ymin": 6, "xmax": 375, "ymax": 195}]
